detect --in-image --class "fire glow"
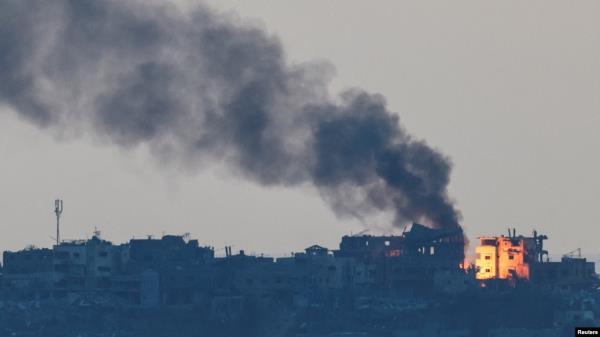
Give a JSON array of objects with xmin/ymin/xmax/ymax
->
[
  {"xmin": 473, "ymin": 229, "xmax": 547, "ymax": 282},
  {"xmin": 475, "ymin": 236, "xmax": 529, "ymax": 280}
]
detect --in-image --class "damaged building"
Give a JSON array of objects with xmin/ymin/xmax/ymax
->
[
  {"xmin": 475, "ymin": 229, "xmax": 598, "ymax": 290},
  {"xmin": 335, "ymin": 223, "xmax": 465, "ymax": 292}
]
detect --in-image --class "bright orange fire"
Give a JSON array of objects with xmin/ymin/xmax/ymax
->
[
  {"xmin": 475, "ymin": 236, "xmax": 529, "ymax": 280},
  {"xmin": 459, "ymin": 258, "xmax": 471, "ymax": 270}
]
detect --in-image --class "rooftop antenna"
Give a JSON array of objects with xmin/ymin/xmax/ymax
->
[
  {"xmin": 93, "ymin": 226, "xmax": 101, "ymax": 239},
  {"xmin": 54, "ymin": 199, "xmax": 63, "ymax": 245}
]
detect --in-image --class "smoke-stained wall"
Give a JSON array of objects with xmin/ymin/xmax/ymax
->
[{"xmin": 0, "ymin": 0, "xmax": 461, "ymax": 231}]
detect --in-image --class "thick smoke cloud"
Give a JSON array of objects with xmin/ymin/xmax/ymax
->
[{"xmin": 0, "ymin": 0, "xmax": 462, "ymax": 230}]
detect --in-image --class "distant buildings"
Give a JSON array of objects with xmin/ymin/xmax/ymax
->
[{"xmin": 0, "ymin": 224, "xmax": 597, "ymax": 308}]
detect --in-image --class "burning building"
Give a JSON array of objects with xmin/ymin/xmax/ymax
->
[
  {"xmin": 475, "ymin": 229, "xmax": 598, "ymax": 290},
  {"xmin": 336, "ymin": 223, "xmax": 464, "ymax": 264},
  {"xmin": 474, "ymin": 229, "xmax": 547, "ymax": 281},
  {"xmin": 335, "ymin": 223, "xmax": 465, "ymax": 291}
]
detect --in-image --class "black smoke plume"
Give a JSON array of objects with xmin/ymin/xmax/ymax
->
[{"xmin": 0, "ymin": 0, "xmax": 462, "ymax": 230}]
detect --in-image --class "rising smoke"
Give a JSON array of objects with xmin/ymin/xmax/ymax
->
[{"xmin": 0, "ymin": 0, "xmax": 462, "ymax": 230}]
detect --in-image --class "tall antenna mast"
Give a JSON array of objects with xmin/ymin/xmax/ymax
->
[{"xmin": 55, "ymin": 199, "xmax": 63, "ymax": 245}]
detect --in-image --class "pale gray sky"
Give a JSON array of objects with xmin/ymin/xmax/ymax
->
[{"xmin": 1, "ymin": 1, "xmax": 599, "ymax": 259}]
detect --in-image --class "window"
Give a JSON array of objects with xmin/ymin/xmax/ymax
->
[
  {"xmin": 98, "ymin": 251, "xmax": 108, "ymax": 258},
  {"xmin": 384, "ymin": 240, "xmax": 390, "ymax": 246},
  {"xmin": 485, "ymin": 269, "xmax": 491, "ymax": 273},
  {"xmin": 485, "ymin": 256, "xmax": 491, "ymax": 260}
]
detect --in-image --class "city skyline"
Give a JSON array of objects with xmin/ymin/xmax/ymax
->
[{"xmin": 1, "ymin": 0, "xmax": 599, "ymax": 259}]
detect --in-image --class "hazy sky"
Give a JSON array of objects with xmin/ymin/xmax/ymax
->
[{"xmin": 1, "ymin": 1, "xmax": 599, "ymax": 259}]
